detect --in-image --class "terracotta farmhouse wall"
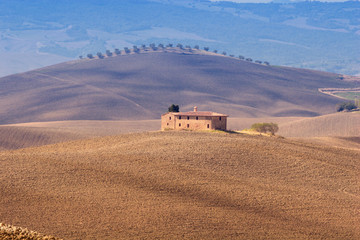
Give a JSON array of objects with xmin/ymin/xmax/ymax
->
[{"xmin": 161, "ymin": 107, "xmax": 228, "ymax": 131}]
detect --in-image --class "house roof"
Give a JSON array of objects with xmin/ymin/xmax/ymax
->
[{"xmin": 162, "ymin": 111, "xmax": 228, "ymax": 117}]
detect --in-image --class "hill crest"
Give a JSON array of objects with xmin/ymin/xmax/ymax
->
[{"xmin": 0, "ymin": 51, "xmax": 357, "ymax": 124}]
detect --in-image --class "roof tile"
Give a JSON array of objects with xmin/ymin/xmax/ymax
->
[{"xmin": 165, "ymin": 111, "xmax": 228, "ymax": 117}]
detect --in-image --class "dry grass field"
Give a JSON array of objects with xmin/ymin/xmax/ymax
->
[{"xmin": 1, "ymin": 131, "xmax": 359, "ymax": 239}]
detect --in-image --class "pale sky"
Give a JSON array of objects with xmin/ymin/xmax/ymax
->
[{"xmin": 210, "ymin": 0, "xmax": 350, "ymax": 2}]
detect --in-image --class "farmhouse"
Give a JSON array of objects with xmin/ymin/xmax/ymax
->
[{"xmin": 161, "ymin": 107, "xmax": 228, "ymax": 131}]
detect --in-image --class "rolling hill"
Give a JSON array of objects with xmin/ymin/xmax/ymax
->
[
  {"xmin": 0, "ymin": 50, "xmax": 357, "ymax": 124},
  {"xmin": 1, "ymin": 131, "xmax": 359, "ymax": 239},
  {"xmin": 278, "ymin": 112, "xmax": 360, "ymax": 138},
  {"xmin": 0, "ymin": 120, "xmax": 159, "ymax": 151}
]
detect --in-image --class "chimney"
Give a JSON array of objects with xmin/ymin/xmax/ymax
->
[{"xmin": 194, "ymin": 106, "xmax": 197, "ymax": 112}]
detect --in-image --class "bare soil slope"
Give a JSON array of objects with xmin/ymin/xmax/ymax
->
[
  {"xmin": 1, "ymin": 131, "xmax": 359, "ymax": 239},
  {"xmin": 0, "ymin": 120, "xmax": 159, "ymax": 151},
  {"xmin": 0, "ymin": 50, "xmax": 357, "ymax": 124},
  {"xmin": 278, "ymin": 112, "xmax": 360, "ymax": 137}
]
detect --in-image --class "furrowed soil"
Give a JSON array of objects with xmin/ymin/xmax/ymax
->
[
  {"xmin": 1, "ymin": 131, "xmax": 359, "ymax": 239},
  {"xmin": 0, "ymin": 120, "xmax": 159, "ymax": 151}
]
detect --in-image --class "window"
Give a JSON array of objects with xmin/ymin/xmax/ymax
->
[
  {"xmin": 219, "ymin": 117, "xmax": 222, "ymax": 121},
  {"xmin": 169, "ymin": 117, "xmax": 171, "ymax": 120},
  {"xmin": 207, "ymin": 124, "xmax": 210, "ymax": 128},
  {"xmin": 167, "ymin": 123, "xmax": 169, "ymax": 126},
  {"xmin": 179, "ymin": 116, "xmax": 181, "ymax": 119},
  {"xmin": 187, "ymin": 124, "xmax": 189, "ymax": 128},
  {"xmin": 179, "ymin": 123, "xmax": 181, "ymax": 127},
  {"xmin": 196, "ymin": 116, "xmax": 198, "ymax": 120},
  {"xmin": 187, "ymin": 116, "xmax": 189, "ymax": 120}
]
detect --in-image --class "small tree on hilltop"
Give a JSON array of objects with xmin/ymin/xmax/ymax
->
[
  {"xmin": 133, "ymin": 45, "xmax": 140, "ymax": 53},
  {"xmin": 106, "ymin": 50, "xmax": 112, "ymax": 57},
  {"xmin": 114, "ymin": 48, "xmax": 121, "ymax": 55},
  {"xmin": 204, "ymin": 47, "xmax": 209, "ymax": 51},
  {"xmin": 124, "ymin": 47, "xmax": 130, "ymax": 54},
  {"xmin": 87, "ymin": 53, "xmax": 94, "ymax": 59},
  {"xmin": 251, "ymin": 122, "xmax": 279, "ymax": 135},
  {"xmin": 97, "ymin": 52, "xmax": 104, "ymax": 59},
  {"xmin": 194, "ymin": 45, "xmax": 199, "ymax": 49},
  {"xmin": 150, "ymin": 43, "xmax": 157, "ymax": 50},
  {"xmin": 177, "ymin": 43, "xmax": 183, "ymax": 49},
  {"xmin": 168, "ymin": 104, "xmax": 180, "ymax": 112}
]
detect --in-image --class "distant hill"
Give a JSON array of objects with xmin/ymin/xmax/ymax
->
[{"xmin": 0, "ymin": 50, "xmax": 357, "ymax": 124}]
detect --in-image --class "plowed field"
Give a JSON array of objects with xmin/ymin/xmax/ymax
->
[{"xmin": 1, "ymin": 131, "xmax": 359, "ymax": 239}]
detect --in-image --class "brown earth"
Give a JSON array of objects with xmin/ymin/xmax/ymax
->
[
  {"xmin": 277, "ymin": 112, "xmax": 360, "ymax": 138},
  {"xmin": 1, "ymin": 131, "xmax": 359, "ymax": 239},
  {"xmin": 0, "ymin": 120, "xmax": 159, "ymax": 151},
  {"xmin": 0, "ymin": 50, "xmax": 357, "ymax": 124},
  {"xmin": 0, "ymin": 112, "xmax": 358, "ymax": 151}
]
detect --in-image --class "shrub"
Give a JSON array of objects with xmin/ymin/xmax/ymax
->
[
  {"xmin": 87, "ymin": 53, "xmax": 94, "ymax": 59},
  {"xmin": 336, "ymin": 102, "xmax": 357, "ymax": 112},
  {"xmin": 114, "ymin": 48, "xmax": 121, "ymax": 54},
  {"xmin": 251, "ymin": 122, "xmax": 279, "ymax": 135},
  {"xmin": 0, "ymin": 223, "xmax": 62, "ymax": 240}
]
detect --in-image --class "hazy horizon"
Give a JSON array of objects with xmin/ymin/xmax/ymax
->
[{"xmin": 0, "ymin": 0, "xmax": 359, "ymax": 77}]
